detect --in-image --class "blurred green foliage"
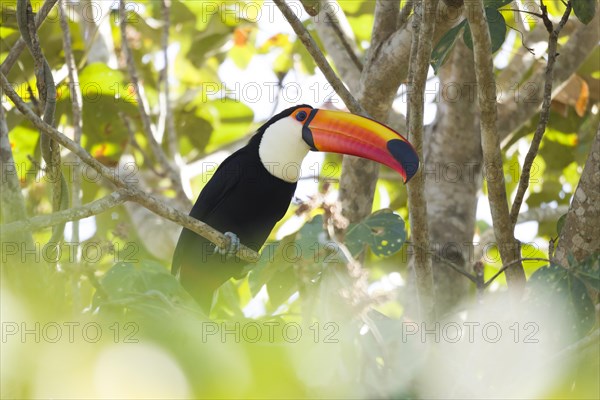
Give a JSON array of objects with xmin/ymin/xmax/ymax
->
[{"xmin": 1, "ymin": 1, "xmax": 599, "ymax": 399}]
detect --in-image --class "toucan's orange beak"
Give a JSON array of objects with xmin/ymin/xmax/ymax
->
[{"xmin": 298, "ymin": 108, "xmax": 419, "ymax": 183}]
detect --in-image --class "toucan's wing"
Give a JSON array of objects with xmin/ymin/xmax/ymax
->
[
  {"xmin": 187, "ymin": 152, "xmax": 246, "ymax": 222},
  {"xmin": 171, "ymin": 150, "xmax": 245, "ymax": 277}
]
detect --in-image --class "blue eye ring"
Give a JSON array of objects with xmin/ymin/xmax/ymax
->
[{"xmin": 296, "ymin": 110, "xmax": 308, "ymax": 121}]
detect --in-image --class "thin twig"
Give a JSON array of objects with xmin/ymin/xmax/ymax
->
[
  {"xmin": 509, "ymin": 2, "xmax": 572, "ymax": 225},
  {"xmin": 58, "ymin": 4, "xmax": 83, "ymax": 147},
  {"xmin": 431, "ymin": 250, "xmax": 479, "ymax": 284},
  {"xmin": 465, "ymin": 0, "xmax": 525, "ymax": 290},
  {"xmin": 75, "ymin": 7, "xmax": 112, "ymax": 70},
  {"xmin": 118, "ymin": 0, "xmax": 188, "ymax": 203},
  {"xmin": 413, "ymin": 237, "xmax": 550, "ymax": 290},
  {"xmin": 499, "ymin": 8, "xmax": 544, "ymax": 19},
  {"xmin": 121, "ymin": 111, "xmax": 166, "ymax": 178},
  {"xmin": 59, "ymin": 1, "xmax": 84, "ymax": 258},
  {"xmin": 323, "ymin": 8, "xmax": 363, "ymax": 71},
  {"xmin": 483, "ymin": 257, "xmax": 550, "ymax": 288},
  {"xmin": 405, "ymin": 0, "xmax": 438, "ymax": 322},
  {"xmin": 505, "ymin": 23, "xmax": 535, "ymax": 55},
  {"xmin": 160, "ymin": 0, "xmax": 178, "ymax": 159},
  {"xmin": 0, "ymin": 73, "xmax": 260, "ymax": 263},
  {"xmin": 273, "ymin": 0, "xmax": 365, "ymax": 116}
]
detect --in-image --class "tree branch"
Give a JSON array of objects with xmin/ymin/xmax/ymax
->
[
  {"xmin": 397, "ymin": 0, "xmax": 414, "ymax": 29},
  {"xmin": 465, "ymin": 0, "xmax": 525, "ymax": 290},
  {"xmin": 406, "ymin": 0, "xmax": 438, "ymax": 321},
  {"xmin": 118, "ymin": 0, "xmax": 188, "ymax": 204},
  {"xmin": 356, "ymin": 1, "xmax": 461, "ymax": 119},
  {"xmin": 509, "ymin": 2, "xmax": 572, "ymax": 225},
  {"xmin": 0, "ymin": 73, "xmax": 260, "ymax": 263},
  {"xmin": 273, "ymin": 0, "xmax": 365, "ymax": 115},
  {"xmin": 368, "ymin": 0, "xmax": 400, "ymax": 64},
  {"xmin": 0, "ymin": 190, "xmax": 130, "ymax": 237}
]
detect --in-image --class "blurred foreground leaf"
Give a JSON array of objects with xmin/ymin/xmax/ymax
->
[
  {"xmin": 528, "ymin": 263, "xmax": 596, "ymax": 340},
  {"xmin": 94, "ymin": 260, "xmax": 199, "ymax": 317}
]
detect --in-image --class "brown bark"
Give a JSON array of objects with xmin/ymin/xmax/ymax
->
[
  {"xmin": 465, "ymin": 0, "xmax": 525, "ymax": 291},
  {"xmin": 339, "ymin": 2, "xmax": 463, "ymax": 223},
  {"xmin": 425, "ymin": 41, "xmax": 482, "ymax": 312},
  {"xmin": 553, "ymin": 124, "xmax": 600, "ymax": 266}
]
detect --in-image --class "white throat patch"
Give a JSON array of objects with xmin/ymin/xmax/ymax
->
[{"xmin": 258, "ymin": 118, "xmax": 311, "ymax": 183}]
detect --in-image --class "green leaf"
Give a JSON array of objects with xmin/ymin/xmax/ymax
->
[
  {"xmin": 529, "ymin": 263, "xmax": 596, "ymax": 339},
  {"xmin": 58, "ymin": 63, "xmax": 138, "ymax": 164},
  {"xmin": 345, "ymin": 210, "xmax": 407, "ymax": 257},
  {"xmin": 294, "ymin": 215, "xmax": 325, "ymax": 260},
  {"xmin": 204, "ymin": 99, "xmax": 254, "ymax": 152},
  {"xmin": 214, "ymin": 280, "xmax": 244, "ymax": 317},
  {"xmin": 187, "ymin": 31, "xmax": 230, "ymax": 68},
  {"xmin": 430, "ymin": 21, "xmax": 466, "ymax": 74},
  {"xmin": 165, "ymin": 0, "xmax": 199, "ymax": 26},
  {"xmin": 247, "ymin": 215, "xmax": 339, "ymax": 302},
  {"xmin": 247, "ymin": 243, "xmax": 280, "ymax": 297},
  {"xmin": 484, "ymin": 0, "xmax": 512, "ymax": 8},
  {"xmin": 573, "ymin": 0, "xmax": 596, "ymax": 24},
  {"xmin": 229, "ymin": 44, "xmax": 255, "ymax": 69},
  {"xmin": 345, "ymin": 14, "xmax": 375, "ymax": 43},
  {"xmin": 339, "ymin": 0, "xmax": 375, "ymax": 16},
  {"xmin": 572, "ymin": 254, "xmax": 600, "ymax": 292},
  {"xmin": 6, "ymin": 120, "xmax": 40, "ymax": 184},
  {"xmin": 94, "ymin": 260, "xmax": 196, "ymax": 315},
  {"xmin": 463, "ymin": 7, "xmax": 507, "ymax": 54},
  {"xmin": 246, "ymin": 231, "xmax": 300, "ymax": 299},
  {"xmin": 266, "ymin": 267, "xmax": 298, "ymax": 308},
  {"xmin": 173, "ymin": 98, "xmax": 214, "ymax": 157}
]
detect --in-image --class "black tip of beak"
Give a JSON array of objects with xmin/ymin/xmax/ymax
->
[{"xmin": 387, "ymin": 139, "xmax": 420, "ymax": 183}]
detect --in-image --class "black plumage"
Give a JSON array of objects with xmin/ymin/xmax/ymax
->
[{"xmin": 172, "ymin": 106, "xmax": 305, "ymax": 312}]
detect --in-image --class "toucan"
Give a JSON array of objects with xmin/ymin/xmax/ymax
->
[{"xmin": 172, "ymin": 104, "xmax": 419, "ymax": 312}]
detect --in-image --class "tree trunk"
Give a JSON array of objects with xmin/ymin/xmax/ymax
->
[
  {"xmin": 425, "ymin": 41, "xmax": 482, "ymax": 313},
  {"xmin": 553, "ymin": 123, "xmax": 600, "ymax": 266}
]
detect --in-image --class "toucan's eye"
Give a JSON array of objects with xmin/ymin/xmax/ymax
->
[{"xmin": 296, "ymin": 111, "xmax": 308, "ymax": 121}]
